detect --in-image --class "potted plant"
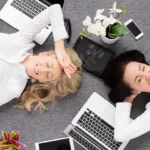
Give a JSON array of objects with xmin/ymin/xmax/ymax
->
[{"xmin": 81, "ymin": 1, "xmax": 129, "ymax": 44}]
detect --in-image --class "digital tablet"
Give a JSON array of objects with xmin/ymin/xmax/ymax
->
[
  {"xmin": 35, "ymin": 137, "xmax": 75, "ymax": 150},
  {"xmin": 73, "ymin": 36, "xmax": 115, "ymax": 79}
]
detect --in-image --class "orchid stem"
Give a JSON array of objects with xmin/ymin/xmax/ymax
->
[{"xmin": 116, "ymin": 13, "xmax": 121, "ymax": 19}]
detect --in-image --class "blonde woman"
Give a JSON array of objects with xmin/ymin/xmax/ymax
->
[{"xmin": 0, "ymin": 4, "xmax": 82, "ymax": 112}]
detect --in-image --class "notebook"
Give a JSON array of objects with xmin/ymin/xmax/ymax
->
[{"xmin": 73, "ymin": 36, "xmax": 115, "ymax": 79}]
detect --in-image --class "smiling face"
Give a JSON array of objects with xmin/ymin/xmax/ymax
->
[
  {"xmin": 23, "ymin": 52, "xmax": 62, "ymax": 83},
  {"xmin": 123, "ymin": 62, "xmax": 150, "ymax": 93}
]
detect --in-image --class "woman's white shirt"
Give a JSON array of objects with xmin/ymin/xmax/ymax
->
[
  {"xmin": 114, "ymin": 102, "xmax": 150, "ymax": 142},
  {"xmin": 0, "ymin": 4, "xmax": 68, "ymax": 106}
]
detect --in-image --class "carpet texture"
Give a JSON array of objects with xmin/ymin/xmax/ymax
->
[{"xmin": 0, "ymin": 0, "xmax": 150, "ymax": 150}]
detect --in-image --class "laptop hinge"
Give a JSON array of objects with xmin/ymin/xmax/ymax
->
[{"xmin": 39, "ymin": 0, "xmax": 51, "ymax": 6}]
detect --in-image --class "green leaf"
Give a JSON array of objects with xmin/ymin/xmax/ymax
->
[
  {"xmin": 82, "ymin": 28, "xmax": 86, "ymax": 32},
  {"xmin": 111, "ymin": 23, "xmax": 118, "ymax": 28},
  {"xmin": 108, "ymin": 33, "xmax": 118, "ymax": 39},
  {"xmin": 121, "ymin": 5, "xmax": 127, "ymax": 14},
  {"xmin": 108, "ymin": 23, "xmax": 118, "ymax": 33},
  {"xmin": 110, "ymin": 24, "xmax": 129, "ymax": 37}
]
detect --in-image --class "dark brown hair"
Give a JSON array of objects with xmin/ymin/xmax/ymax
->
[{"xmin": 102, "ymin": 50, "xmax": 147, "ymax": 103}]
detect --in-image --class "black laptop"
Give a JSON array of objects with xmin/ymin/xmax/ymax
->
[{"xmin": 73, "ymin": 36, "xmax": 115, "ymax": 79}]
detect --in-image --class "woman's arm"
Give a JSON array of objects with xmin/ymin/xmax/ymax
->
[
  {"xmin": 18, "ymin": 4, "xmax": 76, "ymax": 77},
  {"xmin": 114, "ymin": 102, "xmax": 150, "ymax": 142},
  {"xmin": 54, "ymin": 39, "xmax": 77, "ymax": 78},
  {"xmin": 18, "ymin": 4, "xmax": 68, "ymax": 44}
]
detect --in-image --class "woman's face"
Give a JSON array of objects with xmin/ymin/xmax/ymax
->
[
  {"xmin": 123, "ymin": 62, "xmax": 150, "ymax": 93},
  {"xmin": 25, "ymin": 53, "xmax": 62, "ymax": 83}
]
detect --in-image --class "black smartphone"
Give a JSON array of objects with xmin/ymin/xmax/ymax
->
[{"xmin": 124, "ymin": 19, "xmax": 144, "ymax": 40}]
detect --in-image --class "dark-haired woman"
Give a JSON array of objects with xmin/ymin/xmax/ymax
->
[{"xmin": 102, "ymin": 50, "xmax": 150, "ymax": 142}]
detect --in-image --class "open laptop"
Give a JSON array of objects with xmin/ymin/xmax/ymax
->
[
  {"xmin": 64, "ymin": 92, "xmax": 130, "ymax": 150},
  {"xmin": 0, "ymin": 0, "xmax": 67, "ymax": 45}
]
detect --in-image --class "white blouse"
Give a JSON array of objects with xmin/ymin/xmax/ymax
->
[
  {"xmin": 114, "ymin": 102, "xmax": 150, "ymax": 142},
  {"xmin": 0, "ymin": 4, "xmax": 68, "ymax": 106}
]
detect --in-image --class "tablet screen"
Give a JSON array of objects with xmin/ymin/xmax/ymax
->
[{"xmin": 36, "ymin": 137, "xmax": 73, "ymax": 150}]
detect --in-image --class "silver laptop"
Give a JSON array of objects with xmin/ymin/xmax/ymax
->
[
  {"xmin": 0, "ymin": 0, "xmax": 67, "ymax": 45},
  {"xmin": 64, "ymin": 92, "xmax": 130, "ymax": 150}
]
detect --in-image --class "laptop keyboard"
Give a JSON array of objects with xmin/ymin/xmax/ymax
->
[
  {"xmin": 77, "ymin": 109, "xmax": 122, "ymax": 150},
  {"xmin": 69, "ymin": 129, "xmax": 99, "ymax": 150},
  {"xmin": 11, "ymin": 0, "xmax": 47, "ymax": 19}
]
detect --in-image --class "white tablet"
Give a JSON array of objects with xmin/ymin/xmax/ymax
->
[{"xmin": 35, "ymin": 137, "xmax": 75, "ymax": 150}]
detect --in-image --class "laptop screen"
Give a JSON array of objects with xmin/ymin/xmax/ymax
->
[{"xmin": 39, "ymin": 0, "xmax": 65, "ymax": 8}]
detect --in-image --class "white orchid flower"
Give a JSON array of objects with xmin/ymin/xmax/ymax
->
[
  {"xmin": 109, "ymin": 1, "xmax": 122, "ymax": 18},
  {"xmin": 94, "ymin": 9, "xmax": 107, "ymax": 21},
  {"xmin": 83, "ymin": 16, "xmax": 91, "ymax": 26},
  {"xmin": 102, "ymin": 14, "xmax": 117, "ymax": 28},
  {"xmin": 87, "ymin": 21, "xmax": 106, "ymax": 36}
]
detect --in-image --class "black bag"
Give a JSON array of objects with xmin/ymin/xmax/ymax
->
[{"xmin": 73, "ymin": 36, "xmax": 115, "ymax": 79}]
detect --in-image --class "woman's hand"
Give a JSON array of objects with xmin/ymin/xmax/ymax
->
[
  {"xmin": 55, "ymin": 39, "xmax": 77, "ymax": 78},
  {"xmin": 124, "ymin": 91, "xmax": 141, "ymax": 103},
  {"xmin": 56, "ymin": 49, "xmax": 77, "ymax": 78}
]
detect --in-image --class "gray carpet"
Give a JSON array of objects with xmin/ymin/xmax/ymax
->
[{"xmin": 0, "ymin": 0, "xmax": 150, "ymax": 150}]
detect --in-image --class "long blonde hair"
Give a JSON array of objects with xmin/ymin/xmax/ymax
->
[{"xmin": 17, "ymin": 48, "xmax": 82, "ymax": 112}]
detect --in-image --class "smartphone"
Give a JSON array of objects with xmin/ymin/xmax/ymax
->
[
  {"xmin": 124, "ymin": 19, "xmax": 144, "ymax": 40},
  {"xmin": 35, "ymin": 137, "xmax": 75, "ymax": 150}
]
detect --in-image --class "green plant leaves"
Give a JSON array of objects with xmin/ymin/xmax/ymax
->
[
  {"xmin": 121, "ymin": 5, "xmax": 127, "ymax": 14},
  {"xmin": 108, "ymin": 23, "xmax": 129, "ymax": 38},
  {"xmin": 80, "ymin": 27, "xmax": 91, "ymax": 39}
]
